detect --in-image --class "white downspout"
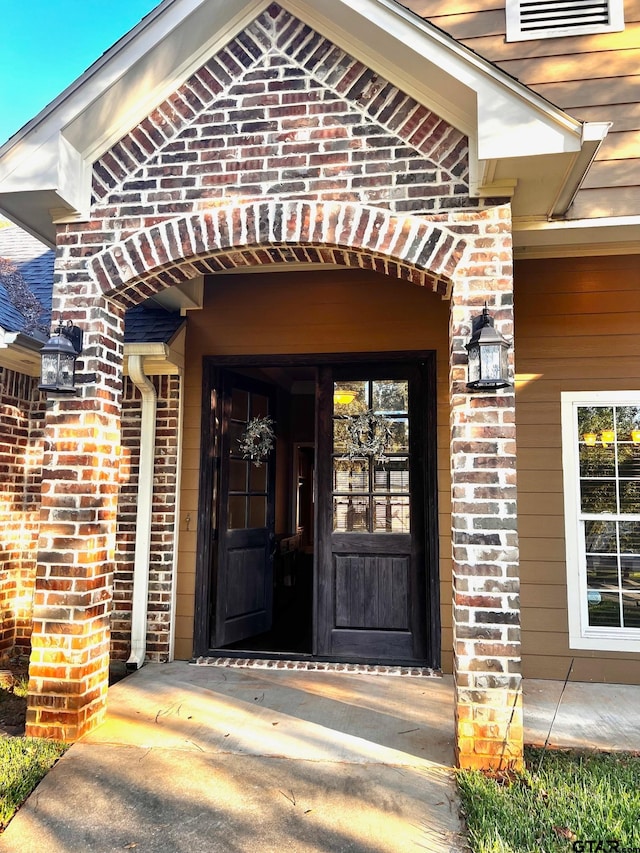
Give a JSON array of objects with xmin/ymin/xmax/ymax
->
[{"xmin": 126, "ymin": 355, "xmax": 157, "ymax": 670}]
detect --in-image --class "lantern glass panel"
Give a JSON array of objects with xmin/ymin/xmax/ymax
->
[
  {"xmin": 480, "ymin": 344, "xmax": 502, "ymax": 382},
  {"xmin": 41, "ymin": 352, "xmax": 59, "ymax": 387},
  {"xmin": 467, "ymin": 344, "xmax": 480, "ymax": 385}
]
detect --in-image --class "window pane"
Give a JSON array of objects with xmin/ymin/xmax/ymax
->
[
  {"xmin": 228, "ymin": 495, "xmax": 247, "ymax": 530},
  {"xmin": 619, "ymin": 521, "xmax": 640, "ymax": 554},
  {"xmin": 622, "ymin": 594, "xmax": 640, "ymax": 628},
  {"xmin": 587, "ymin": 590, "xmax": 621, "ymax": 627},
  {"xmin": 333, "ymin": 381, "xmax": 368, "ymax": 414},
  {"xmin": 621, "ymin": 556, "xmax": 640, "ymax": 591},
  {"xmin": 580, "ymin": 480, "xmax": 616, "ymax": 514},
  {"xmin": 333, "ymin": 458, "xmax": 369, "ymax": 493},
  {"xmin": 249, "ymin": 463, "xmax": 267, "ymax": 492},
  {"xmin": 333, "ymin": 496, "xmax": 369, "ymax": 532},
  {"xmin": 578, "ymin": 406, "xmax": 614, "ymax": 438},
  {"xmin": 249, "ymin": 496, "xmax": 266, "ymax": 528},
  {"xmin": 231, "ymin": 388, "xmax": 248, "ymax": 421},
  {"xmin": 229, "ymin": 459, "xmax": 248, "ymax": 492},
  {"xmin": 579, "ymin": 445, "xmax": 615, "ymax": 478},
  {"xmin": 584, "ymin": 520, "xmax": 616, "ymax": 553},
  {"xmin": 619, "ymin": 480, "xmax": 640, "ymax": 514},
  {"xmin": 373, "ymin": 496, "xmax": 410, "ymax": 533},
  {"xmin": 615, "ymin": 406, "xmax": 640, "ymax": 442},
  {"xmin": 586, "ymin": 554, "xmax": 618, "ymax": 588},
  {"xmin": 372, "ymin": 380, "xmax": 408, "ymax": 414},
  {"xmin": 374, "ymin": 457, "xmax": 410, "ymax": 493},
  {"xmin": 617, "ymin": 446, "xmax": 640, "ymax": 478}
]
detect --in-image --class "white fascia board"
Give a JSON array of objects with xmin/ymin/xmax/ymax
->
[{"xmin": 513, "ymin": 215, "xmax": 640, "ymax": 258}]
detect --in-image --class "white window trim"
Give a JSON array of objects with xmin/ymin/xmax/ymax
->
[
  {"xmin": 561, "ymin": 390, "xmax": 640, "ymax": 653},
  {"xmin": 506, "ymin": 0, "xmax": 625, "ymax": 43}
]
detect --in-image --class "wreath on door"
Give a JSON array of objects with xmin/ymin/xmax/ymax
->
[
  {"xmin": 238, "ymin": 416, "xmax": 275, "ymax": 467},
  {"xmin": 343, "ymin": 410, "xmax": 394, "ymax": 462}
]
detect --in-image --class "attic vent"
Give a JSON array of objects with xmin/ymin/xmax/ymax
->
[{"xmin": 506, "ymin": 0, "xmax": 625, "ymax": 41}]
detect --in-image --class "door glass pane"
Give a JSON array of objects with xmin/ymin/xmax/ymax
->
[
  {"xmin": 251, "ymin": 393, "xmax": 269, "ymax": 419},
  {"xmin": 231, "ymin": 388, "xmax": 249, "ymax": 421},
  {"xmin": 229, "ymin": 421, "xmax": 245, "ymax": 457},
  {"xmin": 228, "ymin": 495, "xmax": 247, "ymax": 530},
  {"xmin": 249, "ymin": 463, "xmax": 267, "ymax": 492},
  {"xmin": 373, "ymin": 496, "xmax": 410, "ymax": 533},
  {"xmin": 388, "ymin": 419, "xmax": 409, "ymax": 453},
  {"xmin": 333, "ymin": 458, "xmax": 368, "ymax": 493},
  {"xmin": 333, "ymin": 381, "xmax": 368, "ymax": 414},
  {"xmin": 249, "ymin": 496, "xmax": 267, "ymax": 528},
  {"xmin": 333, "ymin": 496, "xmax": 369, "ymax": 532},
  {"xmin": 374, "ymin": 458, "xmax": 409, "ymax": 492},
  {"xmin": 229, "ymin": 459, "xmax": 248, "ymax": 492},
  {"xmin": 372, "ymin": 380, "xmax": 408, "ymax": 414}
]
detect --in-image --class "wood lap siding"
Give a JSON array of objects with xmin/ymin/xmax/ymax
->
[
  {"xmin": 399, "ymin": 0, "xmax": 640, "ymax": 219},
  {"xmin": 515, "ymin": 255, "xmax": 640, "ymax": 683}
]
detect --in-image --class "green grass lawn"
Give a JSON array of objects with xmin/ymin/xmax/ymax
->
[
  {"xmin": 0, "ymin": 671, "xmax": 67, "ymax": 833},
  {"xmin": 457, "ymin": 747, "xmax": 640, "ymax": 853},
  {"xmin": 0, "ymin": 737, "xmax": 68, "ymax": 831}
]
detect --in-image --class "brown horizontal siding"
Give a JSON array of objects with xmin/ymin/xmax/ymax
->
[
  {"xmin": 515, "ymin": 253, "xmax": 640, "ymax": 682},
  {"xmin": 398, "ymin": 2, "xmax": 640, "ymax": 220}
]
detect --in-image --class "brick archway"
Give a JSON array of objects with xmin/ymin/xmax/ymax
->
[{"xmin": 88, "ymin": 201, "xmax": 465, "ymax": 305}]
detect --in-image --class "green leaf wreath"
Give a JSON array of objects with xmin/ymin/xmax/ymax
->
[
  {"xmin": 343, "ymin": 410, "xmax": 394, "ymax": 462},
  {"xmin": 237, "ymin": 416, "xmax": 275, "ymax": 466}
]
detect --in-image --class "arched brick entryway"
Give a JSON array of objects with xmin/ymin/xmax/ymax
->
[
  {"xmin": 29, "ymin": 199, "xmax": 522, "ymax": 771},
  {"xmin": 88, "ymin": 201, "xmax": 465, "ymax": 304}
]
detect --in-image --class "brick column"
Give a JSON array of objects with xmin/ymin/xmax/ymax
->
[
  {"xmin": 26, "ymin": 297, "xmax": 124, "ymax": 741},
  {"xmin": 449, "ymin": 205, "xmax": 523, "ymax": 771}
]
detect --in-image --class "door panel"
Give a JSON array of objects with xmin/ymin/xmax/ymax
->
[
  {"xmin": 317, "ymin": 364, "xmax": 432, "ymax": 663},
  {"xmin": 213, "ymin": 371, "xmax": 276, "ymax": 648}
]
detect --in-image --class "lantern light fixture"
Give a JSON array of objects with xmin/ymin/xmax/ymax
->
[
  {"xmin": 39, "ymin": 319, "xmax": 84, "ymax": 394},
  {"xmin": 466, "ymin": 304, "xmax": 511, "ymax": 391}
]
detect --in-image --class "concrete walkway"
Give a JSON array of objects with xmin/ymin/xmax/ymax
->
[
  {"xmin": 5, "ymin": 662, "xmax": 640, "ymax": 853},
  {"xmin": 3, "ymin": 662, "xmax": 469, "ymax": 853}
]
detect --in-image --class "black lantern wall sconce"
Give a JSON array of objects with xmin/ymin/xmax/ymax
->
[
  {"xmin": 39, "ymin": 320, "xmax": 84, "ymax": 394},
  {"xmin": 465, "ymin": 304, "xmax": 511, "ymax": 391}
]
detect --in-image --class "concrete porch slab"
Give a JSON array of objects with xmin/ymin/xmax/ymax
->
[{"xmin": 2, "ymin": 662, "xmax": 468, "ymax": 853}]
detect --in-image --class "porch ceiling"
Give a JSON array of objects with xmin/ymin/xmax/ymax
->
[{"xmin": 0, "ymin": 0, "xmax": 603, "ymax": 246}]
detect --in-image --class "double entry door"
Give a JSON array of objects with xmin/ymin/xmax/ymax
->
[{"xmin": 198, "ymin": 359, "xmax": 438, "ymax": 666}]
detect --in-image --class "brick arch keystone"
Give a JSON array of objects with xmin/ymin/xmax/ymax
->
[{"xmin": 88, "ymin": 202, "xmax": 467, "ymax": 307}]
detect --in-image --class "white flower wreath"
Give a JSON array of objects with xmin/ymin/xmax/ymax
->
[
  {"xmin": 343, "ymin": 410, "xmax": 394, "ymax": 462},
  {"xmin": 238, "ymin": 416, "xmax": 275, "ymax": 467}
]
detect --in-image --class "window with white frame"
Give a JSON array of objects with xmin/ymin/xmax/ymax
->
[
  {"xmin": 562, "ymin": 392, "xmax": 640, "ymax": 652},
  {"xmin": 506, "ymin": 1, "xmax": 625, "ymax": 42}
]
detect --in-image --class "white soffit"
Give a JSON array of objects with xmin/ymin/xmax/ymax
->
[{"xmin": 0, "ymin": 0, "xmax": 597, "ymax": 246}]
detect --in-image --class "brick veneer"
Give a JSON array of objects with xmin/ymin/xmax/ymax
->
[
  {"xmin": 28, "ymin": 1, "xmax": 522, "ymax": 766},
  {"xmin": 112, "ymin": 374, "xmax": 181, "ymax": 663},
  {"xmin": 0, "ymin": 369, "xmax": 44, "ymax": 658}
]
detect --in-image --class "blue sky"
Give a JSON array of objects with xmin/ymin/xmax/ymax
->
[{"xmin": 0, "ymin": 0, "xmax": 161, "ymax": 143}]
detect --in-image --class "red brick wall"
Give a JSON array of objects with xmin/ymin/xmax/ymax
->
[
  {"xmin": 0, "ymin": 368, "xmax": 45, "ymax": 658},
  {"xmin": 113, "ymin": 374, "xmax": 181, "ymax": 663}
]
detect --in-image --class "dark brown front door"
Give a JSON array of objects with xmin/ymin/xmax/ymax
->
[
  {"xmin": 316, "ymin": 363, "xmax": 435, "ymax": 664},
  {"xmin": 213, "ymin": 371, "xmax": 277, "ymax": 647}
]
